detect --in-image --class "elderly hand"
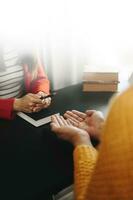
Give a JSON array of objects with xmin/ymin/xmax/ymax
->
[
  {"xmin": 32, "ymin": 91, "xmax": 51, "ymax": 112},
  {"xmin": 51, "ymin": 114, "xmax": 92, "ymax": 147},
  {"xmin": 13, "ymin": 93, "xmax": 42, "ymax": 113},
  {"xmin": 64, "ymin": 110, "xmax": 104, "ymax": 141}
]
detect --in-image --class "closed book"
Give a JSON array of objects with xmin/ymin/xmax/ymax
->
[
  {"xmin": 82, "ymin": 71, "xmax": 119, "ymax": 92},
  {"xmin": 83, "ymin": 72, "xmax": 118, "ymax": 82},
  {"xmin": 83, "ymin": 82, "xmax": 118, "ymax": 92}
]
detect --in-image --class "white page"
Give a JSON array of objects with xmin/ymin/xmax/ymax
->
[{"xmin": 17, "ymin": 112, "xmax": 60, "ymax": 127}]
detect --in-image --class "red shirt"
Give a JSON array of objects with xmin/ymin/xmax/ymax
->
[{"xmin": 0, "ymin": 63, "xmax": 50, "ymax": 120}]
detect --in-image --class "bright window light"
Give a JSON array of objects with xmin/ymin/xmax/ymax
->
[{"xmin": 0, "ymin": 0, "xmax": 133, "ymax": 72}]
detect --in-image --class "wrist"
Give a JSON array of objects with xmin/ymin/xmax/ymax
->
[
  {"xmin": 72, "ymin": 134, "xmax": 92, "ymax": 148},
  {"xmin": 13, "ymin": 98, "xmax": 21, "ymax": 111},
  {"xmin": 74, "ymin": 140, "xmax": 93, "ymax": 148}
]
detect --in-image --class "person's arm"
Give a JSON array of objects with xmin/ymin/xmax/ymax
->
[
  {"xmin": 0, "ymin": 98, "xmax": 15, "ymax": 120},
  {"xmin": 30, "ymin": 58, "xmax": 50, "ymax": 95},
  {"xmin": 23, "ymin": 58, "xmax": 51, "ymax": 112},
  {"xmin": 23, "ymin": 57, "xmax": 50, "ymax": 95},
  {"xmin": 74, "ymin": 145, "xmax": 98, "ymax": 200},
  {"xmin": 51, "ymin": 115, "xmax": 98, "ymax": 200},
  {"xmin": 0, "ymin": 93, "xmax": 45, "ymax": 120},
  {"xmin": 27, "ymin": 55, "xmax": 51, "ymax": 111},
  {"xmin": 30, "ymin": 68, "xmax": 50, "ymax": 95}
]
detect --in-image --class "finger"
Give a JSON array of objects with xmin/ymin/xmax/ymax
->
[
  {"xmin": 30, "ymin": 97, "xmax": 42, "ymax": 104},
  {"xmin": 34, "ymin": 103, "xmax": 42, "ymax": 107},
  {"xmin": 37, "ymin": 91, "xmax": 49, "ymax": 98},
  {"xmin": 43, "ymin": 97, "xmax": 51, "ymax": 103},
  {"xmin": 60, "ymin": 116, "xmax": 69, "ymax": 126},
  {"xmin": 85, "ymin": 110, "xmax": 96, "ymax": 116},
  {"xmin": 43, "ymin": 102, "xmax": 51, "ymax": 108},
  {"xmin": 66, "ymin": 119, "xmax": 73, "ymax": 126},
  {"xmin": 67, "ymin": 118, "xmax": 79, "ymax": 127},
  {"xmin": 29, "ymin": 93, "xmax": 42, "ymax": 99},
  {"xmin": 92, "ymin": 111, "xmax": 104, "ymax": 121},
  {"xmin": 33, "ymin": 102, "xmax": 46, "ymax": 109},
  {"xmin": 72, "ymin": 110, "xmax": 87, "ymax": 120},
  {"xmin": 28, "ymin": 94, "xmax": 43, "ymax": 104},
  {"xmin": 42, "ymin": 97, "xmax": 51, "ymax": 106},
  {"xmin": 37, "ymin": 91, "xmax": 45, "ymax": 97},
  {"xmin": 64, "ymin": 113, "xmax": 79, "ymax": 123},
  {"xmin": 50, "ymin": 122, "xmax": 59, "ymax": 132},
  {"xmin": 23, "ymin": 108, "xmax": 33, "ymax": 113},
  {"xmin": 29, "ymin": 102, "xmax": 36, "ymax": 106},
  {"xmin": 33, "ymin": 107, "xmax": 42, "ymax": 112},
  {"xmin": 65, "ymin": 111, "xmax": 83, "ymax": 121},
  {"xmin": 55, "ymin": 115, "xmax": 67, "ymax": 126},
  {"xmin": 51, "ymin": 115, "xmax": 60, "ymax": 127}
]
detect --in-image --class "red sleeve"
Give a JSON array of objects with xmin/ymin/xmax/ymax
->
[
  {"xmin": 0, "ymin": 98, "xmax": 15, "ymax": 120},
  {"xmin": 30, "ymin": 64, "xmax": 50, "ymax": 94}
]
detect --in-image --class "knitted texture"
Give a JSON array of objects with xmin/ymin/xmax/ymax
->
[
  {"xmin": 74, "ymin": 145, "xmax": 97, "ymax": 200},
  {"xmin": 74, "ymin": 86, "xmax": 133, "ymax": 200}
]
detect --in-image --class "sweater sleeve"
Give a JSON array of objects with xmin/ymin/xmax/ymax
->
[
  {"xmin": 74, "ymin": 145, "xmax": 98, "ymax": 200},
  {"xmin": 0, "ymin": 98, "xmax": 15, "ymax": 120}
]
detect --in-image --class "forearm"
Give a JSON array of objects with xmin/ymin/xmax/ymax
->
[{"xmin": 74, "ymin": 145, "xmax": 98, "ymax": 200}]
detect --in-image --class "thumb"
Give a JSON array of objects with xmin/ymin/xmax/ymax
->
[{"xmin": 85, "ymin": 110, "xmax": 96, "ymax": 116}]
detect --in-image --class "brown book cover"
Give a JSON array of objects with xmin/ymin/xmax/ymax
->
[
  {"xmin": 83, "ymin": 72, "xmax": 118, "ymax": 82},
  {"xmin": 82, "ymin": 71, "xmax": 119, "ymax": 92},
  {"xmin": 83, "ymin": 83, "xmax": 118, "ymax": 92}
]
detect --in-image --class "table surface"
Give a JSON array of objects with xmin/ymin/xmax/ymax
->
[{"xmin": 0, "ymin": 83, "xmax": 114, "ymax": 200}]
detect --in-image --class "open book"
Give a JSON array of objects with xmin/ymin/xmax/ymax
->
[{"xmin": 17, "ymin": 108, "xmax": 59, "ymax": 127}]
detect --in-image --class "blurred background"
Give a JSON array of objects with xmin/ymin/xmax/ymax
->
[{"xmin": 0, "ymin": 0, "xmax": 133, "ymax": 90}]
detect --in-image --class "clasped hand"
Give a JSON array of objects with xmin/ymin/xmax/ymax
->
[{"xmin": 13, "ymin": 91, "xmax": 51, "ymax": 113}]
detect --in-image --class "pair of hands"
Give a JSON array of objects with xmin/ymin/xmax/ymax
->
[
  {"xmin": 51, "ymin": 110, "xmax": 104, "ymax": 147},
  {"xmin": 13, "ymin": 91, "xmax": 51, "ymax": 113}
]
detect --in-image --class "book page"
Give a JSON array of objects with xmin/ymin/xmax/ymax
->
[{"xmin": 17, "ymin": 109, "xmax": 60, "ymax": 127}]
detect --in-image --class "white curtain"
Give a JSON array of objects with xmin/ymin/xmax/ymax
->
[
  {"xmin": 41, "ymin": 0, "xmax": 133, "ymax": 89},
  {"xmin": 0, "ymin": 0, "xmax": 133, "ymax": 90},
  {"xmin": 42, "ymin": 34, "xmax": 87, "ymax": 90}
]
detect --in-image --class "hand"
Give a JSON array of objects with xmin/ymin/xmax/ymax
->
[
  {"xmin": 32, "ymin": 91, "xmax": 51, "ymax": 112},
  {"xmin": 13, "ymin": 93, "xmax": 42, "ymax": 113},
  {"xmin": 64, "ymin": 110, "xmax": 104, "ymax": 140},
  {"xmin": 51, "ymin": 114, "xmax": 92, "ymax": 147}
]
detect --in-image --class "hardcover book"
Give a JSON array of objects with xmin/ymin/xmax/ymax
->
[{"xmin": 83, "ymin": 71, "xmax": 119, "ymax": 92}]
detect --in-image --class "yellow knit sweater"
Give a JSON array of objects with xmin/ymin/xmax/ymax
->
[{"xmin": 74, "ymin": 86, "xmax": 133, "ymax": 200}]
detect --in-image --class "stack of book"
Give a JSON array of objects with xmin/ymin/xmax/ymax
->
[{"xmin": 83, "ymin": 71, "xmax": 119, "ymax": 92}]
